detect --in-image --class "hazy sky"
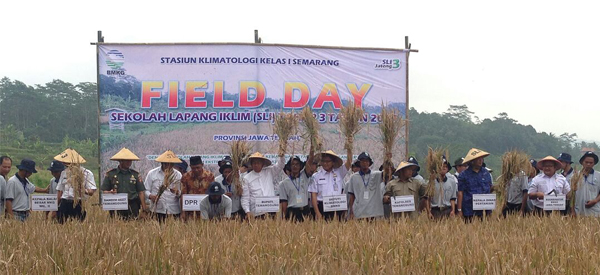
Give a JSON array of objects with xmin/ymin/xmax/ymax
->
[{"xmin": 2, "ymin": 0, "xmax": 599, "ymax": 142}]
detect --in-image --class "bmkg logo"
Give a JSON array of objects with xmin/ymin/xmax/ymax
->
[{"xmin": 105, "ymin": 50, "xmax": 126, "ymax": 76}]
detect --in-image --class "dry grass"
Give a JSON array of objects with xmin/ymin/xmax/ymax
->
[
  {"xmin": 338, "ymin": 100, "xmax": 364, "ymax": 152},
  {"xmin": 230, "ymin": 140, "xmax": 251, "ymax": 196},
  {"xmin": 300, "ymin": 106, "xmax": 322, "ymax": 158},
  {"xmin": 570, "ymin": 166, "xmax": 584, "ymax": 209},
  {"xmin": 425, "ymin": 147, "xmax": 448, "ymax": 198},
  {"xmin": 2, "ymin": 204, "xmax": 600, "ymax": 274},
  {"xmin": 66, "ymin": 164, "xmax": 85, "ymax": 209},
  {"xmin": 379, "ymin": 104, "xmax": 405, "ymax": 182},
  {"xmin": 498, "ymin": 151, "xmax": 531, "ymax": 207},
  {"xmin": 273, "ymin": 111, "xmax": 298, "ymax": 156}
]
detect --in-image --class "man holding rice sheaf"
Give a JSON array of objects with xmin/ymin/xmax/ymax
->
[
  {"xmin": 383, "ymin": 161, "xmax": 428, "ymax": 219},
  {"xmin": 309, "ymin": 150, "xmax": 352, "ymax": 221},
  {"xmin": 574, "ymin": 151, "xmax": 600, "ymax": 217},
  {"xmin": 426, "ymin": 157, "xmax": 458, "ymax": 219},
  {"xmin": 101, "ymin": 148, "xmax": 148, "ymax": 220},
  {"xmin": 216, "ymin": 158, "xmax": 245, "ymax": 220},
  {"xmin": 279, "ymin": 154, "xmax": 316, "ymax": 222},
  {"xmin": 241, "ymin": 152, "xmax": 285, "ymax": 218},
  {"xmin": 347, "ymin": 152, "xmax": 384, "ymax": 220},
  {"xmin": 145, "ymin": 150, "xmax": 183, "ymax": 222},
  {"xmin": 528, "ymin": 156, "xmax": 571, "ymax": 216},
  {"xmin": 457, "ymin": 148, "xmax": 493, "ymax": 221},
  {"xmin": 180, "ymin": 156, "xmax": 215, "ymax": 221},
  {"xmin": 55, "ymin": 149, "xmax": 97, "ymax": 223}
]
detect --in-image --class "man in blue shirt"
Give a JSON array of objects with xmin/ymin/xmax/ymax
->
[{"xmin": 457, "ymin": 148, "xmax": 493, "ymax": 222}]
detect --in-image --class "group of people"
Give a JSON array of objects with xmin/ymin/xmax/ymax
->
[{"xmin": 0, "ymin": 146, "xmax": 598, "ymax": 222}]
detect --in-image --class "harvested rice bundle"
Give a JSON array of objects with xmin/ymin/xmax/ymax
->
[
  {"xmin": 425, "ymin": 147, "xmax": 448, "ymax": 198},
  {"xmin": 273, "ymin": 111, "xmax": 298, "ymax": 156},
  {"xmin": 498, "ymin": 150, "xmax": 530, "ymax": 207},
  {"xmin": 338, "ymin": 100, "xmax": 364, "ymax": 152},
  {"xmin": 230, "ymin": 140, "xmax": 251, "ymax": 196},
  {"xmin": 300, "ymin": 106, "xmax": 322, "ymax": 160},
  {"xmin": 379, "ymin": 103, "xmax": 405, "ymax": 182}
]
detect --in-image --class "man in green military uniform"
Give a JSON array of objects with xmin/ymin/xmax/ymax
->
[{"xmin": 101, "ymin": 148, "xmax": 148, "ymax": 220}]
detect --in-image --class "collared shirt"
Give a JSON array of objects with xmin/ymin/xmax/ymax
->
[
  {"xmin": 563, "ymin": 168, "xmax": 574, "ymax": 183},
  {"xmin": 458, "ymin": 166, "xmax": 493, "ymax": 216},
  {"xmin": 384, "ymin": 177, "xmax": 427, "ymax": 219},
  {"xmin": 101, "ymin": 167, "xmax": 145, "ymax": 200},
  {"xmin": 431, "ymin": 173, "xmax": 458, "ymax": 208},
  {"xmin": 48, "ymin": 177, "xmax": 59, "ymax": 194},
  {"xmin": 0, "ymin": 176, "xmax": 6, "ymax": 214},
  {"xmin": 308, "ymin": 165, "xmax": 349, "ymax": 201},
  {"xmin": 279, "ymin": 170, "xmax": 311, "ymax": 208},
  {"xmin": 347, "ymin": 170, "xmax": 384, "ymax": 219},
  {"xmin": 200, "ymin": 195, "xmax": 232, "ymax": 220},
  {"xmin": 574, "ymin": 170, "xmax": 600, "ymax": 217},
  {"xmin": 5, "ymin": 173, "xmax": 36, "ymax": 211},
  {"xmin": 181, "ymin": 169, "xmax": 215, "ymax": 195},
  {"xmin": 506, "ymin": 172, "xmax": 528, "ymax": 205},
  {"xmin": 216, "ymin": 174, "xmax": 241, "ymax": 213},
  {"xmin": 241, "ymin": 156, "xmax": 285, "ymax": 215},
  {"xmin": 144, "ymin": 167, "xmax": 182, "ymax": 214},
  {"xmin": 56, "ymin": 167, "xmax": 97, "ymax": 200},
  {"xmin": 528, "ymin": 173, "xmax": 571, "ymax": 209}
]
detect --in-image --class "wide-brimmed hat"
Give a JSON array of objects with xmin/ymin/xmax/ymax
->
[
  {"xmin": 453, "ymin": 157, "xmax": 466, "ymax": 168},
  {"xmin": 320, "ymin": 150, "xmax": 343, "ymax": 169},
  {"xmin": 175, "ymin": 159, "xmax": 188, "ymax": 172},
  {"xmin": 286, "ymin": 156, "xmax": 305, "ymax": 171},
  {"xmin": 462, "ymin": 148, "xmax": 490, "ymax": 164},
  {"xmin": 393, "ymin": 161, "xmax": 418, "ymax": 176},
  {"xmin": 557, "ymin": 153, "xmax": 573, "ymax": 164},
  {"xmin": 17, "ymin": 159, "xmax": 37, "ymax": 173},
  {"xmin": 219, "ymin": 160, "xmax": 233, "ymax": 174},
  {"xmin": 54, "ymin": 148, "xmax": 86, "ymax": 164},
  {"xmin": 110, "ymin": 148, "xmax": 140, "ymax": 161},
  {"xmin": 357, "ymin": 152, "xmax": 374, "ymax": 166},
  {"xmin": 218, "ymin": 156, "xmax": 232, "ymax": 167},
  {"xmin": 407, "ymin": 156, "xmax": 420, "ymax": 172},
  {"xmin": 47, "ymin": 160, "xmax": 66, "ymax": 172},
  {"xmin": 580, "ymin": 151, "xmax": 599, "ymax": 165},
  {"xmin": 155, "ymin": 150, "xmax": 182, "ymax": 163},
  {"xmin": 536, "ymin": 156, "xmax": 563, "ymax": 170},
  {"xmin": 208, "ymin": 182, "xmax": 225, "ymax": 195},
  {"xmin": 248, "ymin": 152, "xmax": 272, "ymax": 167}
]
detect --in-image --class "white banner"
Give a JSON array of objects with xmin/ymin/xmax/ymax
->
[
  {"xmin": 473, "ymin": 194, "xmax": 496, "ymax": 210},
  {"xmin": 323, "ymin": 195, "xmax": 348, "ymax": 212},
  {"xmin": 102, "ymin": 193, "xmax": 129, "ymax": 210},
  {"xmin": 391, "ymin": 195, "xmax": 415, "ymax": 213},
  {"xmin": 255, "ymin": 196, "xmax": 280, "ymax": 213},
  {"xmin": 544, "ymin": 195, "xmax": 566, "ymax": 211},
  {"xmin": 182, "ymin": 194, "xmax": 207, "ymax": 211},
  {"xmin": 31, "ymin": 194, "xmax": 58, "ymax": 211}
]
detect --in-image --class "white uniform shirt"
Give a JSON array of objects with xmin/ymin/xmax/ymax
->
[
  {"xmin": 56, "ymin": 167, "xmax": 97, "ymax": 200},
  {"xmin": 431, "ymin": 173, "xmax": 458, "ymax": 208},
  {"xmin": 308, "ymin": 165, "xmax": 349, "ymax": 201},
  {"xmin": 144, "ymin": 167, "xmax": 182, "ymax": 215},
  {"xmin": 241, "ymin": 156, "xmax": 285, "ymax": 215},
  {"xmin": 528, "ymin": 173, "xmax": 571, "ymax": 209},
  {"xmin": 574, "ymin": 170, "xmax": 600, "ymax": 217}
]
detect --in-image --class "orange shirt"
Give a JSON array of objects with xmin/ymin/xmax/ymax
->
[{"xmin": 181, "ymin": 170, "xmax": 215, "ymax": 194}]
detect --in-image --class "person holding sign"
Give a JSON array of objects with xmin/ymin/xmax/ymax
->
[
  {"xmin": 54, "ymin": 149, "xmax": 97, "ymax": 223},
  {"xmin": 241, "ymin": 152, "xmax": 285, "ymax": 218},
  {"xmin": 200, "ymin": 182, "xmax": 232, "ymax": 220},
  {"xmin": 574, "ymin": 152, "xmax": 600, "ymax": 217},
  {"xmin": 216, "ymin": 158, "xmax": 244, "ymax": 220},
  {"xmin": 144, "ymin": 150, "xmax": 183, "ymax": 222},
  {"xmin": 308, "ymin": 150, "xmax": 351, "ymax": 221},
  {"xmin": 279, "ymin": 155, "xmax": 315, "ymax": 222},
  {"xmin": 426, "ymin": 158, "xmax": 458, "ymax": 219},
  {"xmin": 457, "ymin": 148, "xmax": 493, "ymax": 222},
  {"xmin": 101, "ymin": 148, "xmax": 148, "ymax": 220},
  {"xmin": 347, "ymin": 152, "xmax": 384, "ymax": 220},
  {"xmin": 5, "ymin": 159, "xmax": 45, "ymax": 221},
  {"xmin": 383, "ymin": 161, "xmax": 427, "ymax": 219},
  {"xmin": 528, "ymin": 156, "xmax": 570, "ymax": 216},
  {"xmin": 181, "ymin": 156, "xmax": 215, "ymax": 221}
]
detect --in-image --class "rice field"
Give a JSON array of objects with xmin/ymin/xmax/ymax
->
[{"xmin": 1, "ymin": 199, "xmax": 600, "ymax": 274}]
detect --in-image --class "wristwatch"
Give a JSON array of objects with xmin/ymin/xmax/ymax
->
[{"xmin": 457, "ymin": 209, "xmax": 462, "ymax": 212}]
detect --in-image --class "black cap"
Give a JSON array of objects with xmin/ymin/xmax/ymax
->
[
  {"xmin": 47, "ymin": 160, "xmax": 66, "ymax": 172},
  {"xmin": 219, "ymin": 160, "xmax": 233, "ymax": 174},
  {"xmin": 189, "ymin": 156, "xmax": 203, "ymax": 166},
  {"xmin": 580, "ymin": 151, "xmax": 599, "ymax": 165},
  {"xmin": 175, "ymin": 159, "xmax": 188, "ymax": 172},
  {"xmin": 357, "ymin": 152, "xmax": 374, "ymax": 166},
  {"xmin": 453, "ymin": 157, "xmax": 465, "ymax": 168},
  {"xmin": 442, "ymin": 155, "xmax": 451, "ymax": 169},
  {"xmin": 285, "ymin": 156, "xmax": 305, "ymax": 171},
  {"xmin": 17, "ymin": 159, "xmax": 37, "ymax": 173},
  {"xmin": 407, "ymin": 156, "xmax": 420, "ymax": 172},
  {"xmin": 218, "ymin": 156, "xmax": 232, "ymax": 167},
  {"xmin": 557, "ymin": 153, "xmax": 573, "ymax": 164},
  {"xmin": 208, "ymin": 182, "xmax": 225, "ymax": 195}
]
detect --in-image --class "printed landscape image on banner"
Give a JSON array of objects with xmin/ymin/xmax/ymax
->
[{"xmin": 98, "ymin": 44, "xmax": 408, "ymax": 179}]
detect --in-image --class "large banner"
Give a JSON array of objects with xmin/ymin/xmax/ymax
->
[{"xmin": 98, "ymin": 43, "xmax": 408, "ymax": 179}]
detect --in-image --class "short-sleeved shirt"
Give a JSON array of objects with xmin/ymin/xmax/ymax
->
[
  {"xmin": 528, "ymin": 173, "xmax": 570, "ymax": 209},
  {"xmin": 101, "ymin": 167, "xmax": 145, "ymax": 200},
  {"xmin": 308, "ymin": 165, "xmax": 348, "ymax": 201},
  {"xmin": 506, "ymin": 172, "xmax": 528, "ymax": 205},
  {"xmin": 347, "ymin": 170, "xmax": 384, "ymax": 219},
  {"xmin": 279, "ymin": 170, "xmax": 311, "ymax": 208},
  {"xmin": 574, "ymin": 170, "xmax": 600, "ymax": 216},
  {"xmin": 5, "ymin": 174, "xmax": 36, "ymax": 211},
  {"xmin": 181, "ymin": 169, "xmax": 215, "ymax": 195},
  {"xmin": 384, "ymin": 178, "xmax": 427, "ymax": 219},
  {"xmin": 457, "ymin": 166, "xmax": 493, "ymax": 216},
  {"xmin": 56, "ymin": 167, "xmax": 97, "ymax": 200},
  {"xmin": 200, "ymin": 195, "xmax": 232, "ymax": 220},
  {"xmin": 0, "ymin": 176, "xmax": 6, "ymax": 214},
  {"xmin": 144, "ymin": 167, "xmax": 182, "ymax": 214},
  {"xmin": 48, "ymin": 177, "xmax": 59, "ymax": 195},
  {"xmin": 563, "ymin": 168, "xmax": 574, "ymax": 184},
  {"xmin": 431, "ymin": 173, "xmax": 458, "ymax": 208},
  {"xmin": 216, "ymin": 174, "xmax": 241, "ymax": 213}
]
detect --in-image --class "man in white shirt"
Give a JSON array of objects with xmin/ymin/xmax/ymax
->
[
  {"xmin": 528, "ymin": 156, "xmax": 571, "ymax": 216},
  {"xmin": 574, "ymin": 151, "xmax": 600, "ymax": 217},
  {"xmin": 308, "ymin": 150, "xmax": 352, "ymax": 221},
  {"xmin": 347, "ymin": 152, "xmax": 384, "ymax": 220},
  {"xmin": 144, "ymin": 150, "xmax": 183, "ymax": 222},
  {"xmin": 241, "ymin": 152, "xmax": 285, "ymax": 218},
  {"xmin": 0, "ymin": 156, "xmax": 12, "ymax": 217},
  {"xmin": 54, "ymin": 149, "xmax": 97, "ymax": 223}
]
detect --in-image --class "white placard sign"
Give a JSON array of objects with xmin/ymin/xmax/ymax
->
[
  {"xmin": 31, "ymin": 194, "xmax": 58, "ymax": 211},
  {"xmin": 391, "ymin": 195, "xmax": 416, "ymax": 213},
  {"xmin": 323, "ymin": 195, "xmax": 348, "ymax": 212},
  {"xmin": 472, "ymin": 194, "xmax": 497, "ymax": 210},
  {"xmin": 544, "ymin": 195, "xmax": 566, "ymax": 210},
  {"xmin": 255, "ymin": 196, "xmax": 280, "ymax": 213},
  {"xmin": 182, "ymin": 194, "xmax": 208, "ymax": 211},
  {"xmin": 102, "ymin": 193, "xmax": 129, "ymax": 210}
]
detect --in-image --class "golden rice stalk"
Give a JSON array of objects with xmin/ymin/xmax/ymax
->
[
  {"xmin": 230, "ymin": 140, "xmax": 251, "ymax": 196},
  {"xmin": 300, "ymin": 106, "xmax": 322, "ymax": 159},
  {"xmin": 153, "ymin": 167, "xmax": 176, "ymax": 213},
  {"xmin": 273, "ymin": 111, "xmax": 298, "ymax": 156},
  {"xmin": 498, "ymin": 150, "xmax": 531, "ymax": 207},
  {"xmin": 570, "ymin": 166, "xmax": 584, "ymax": 209},
  {"xmin": 425, "ymin": 147, "xmax": 448, "ymax": 198},
  {"xmin": 338, "ymin": 100, "xmax": 364, "ymax": 152},
  {"xmin": 379, "ymin": 103, "xmax": 405, "ymax": 182},
  {"xmin": 67, "ymin": 160, "xmax": 85, "ymax": 209}
]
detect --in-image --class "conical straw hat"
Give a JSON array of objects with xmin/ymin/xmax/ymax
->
[
  {"xmin": 155, "ymin": 150, "xmax": 182, "ymax": 163},
  {"xmin": 248, "ymin": 152, "xmax": 272, "ymax": 167},
  {"xmin": 54, "ymin": 148, "xmax": 87, "ymax": 164},
  {"xmin": 536, "ymin": 156, "xmax": 563, "ymax": 170},
  {"xmin": 320, "ymin": 150, "xmax": 343, "ymax": 169},
  {"xmin": 110, "ymin": 148, "xmax": 140, "ymax": 161},
  {"xmin": 393, "ymin": 161, "xmax": 418, "ymax": 176},
  {"xmin": 462, "ymin": 148, "xmax": 490, "ymax": 164}
]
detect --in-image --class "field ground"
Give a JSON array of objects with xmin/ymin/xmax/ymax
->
[{"xmin": 1, "ymin": 201, "xmax": 599, "ymax": 274}]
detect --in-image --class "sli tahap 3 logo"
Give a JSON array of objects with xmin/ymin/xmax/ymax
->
[
  {"xmin": 374, "ymin": 58, "xmax": 401, "ymax": 70},
  {"xmin": 105, "ymin": 50, "xmax": 126, "ymax": 76}
]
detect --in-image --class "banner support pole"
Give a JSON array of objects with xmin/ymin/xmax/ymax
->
[
  {"xmin": 404, "ymin": 36, "xmax": 411, "ymax": 159},
  {"xmin": 96, "ymin": 30, "xmax": 104, "ymax": 205}
]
